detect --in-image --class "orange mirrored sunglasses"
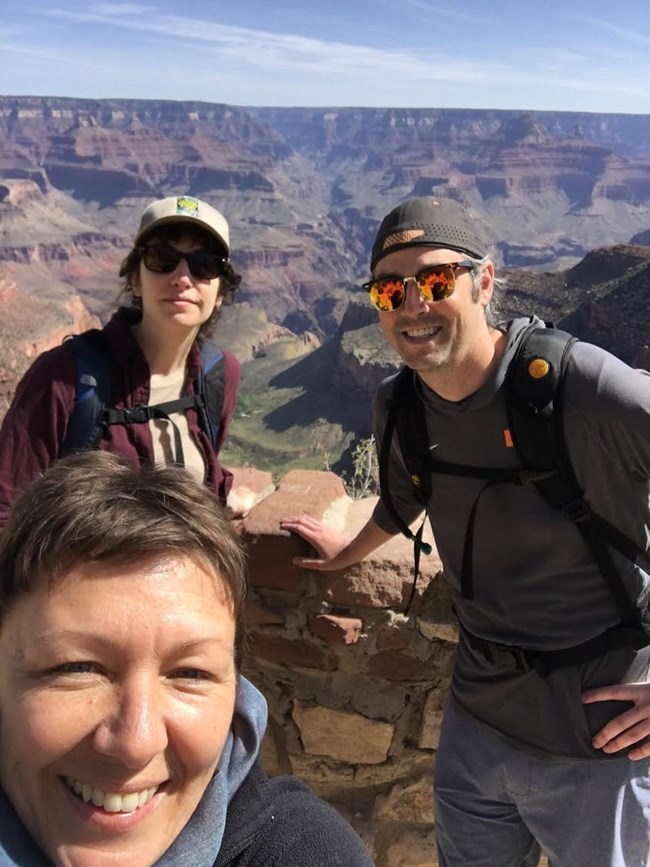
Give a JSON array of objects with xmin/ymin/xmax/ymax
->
[{"xmin": 363, "ymin": 260, "xmax": 474, "ymax": 312}]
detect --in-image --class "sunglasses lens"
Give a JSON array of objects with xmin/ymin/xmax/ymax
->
[
  {"xmin": 141, "ymin": 246, "xmax": 225, "ymax": 280},
  {"xmin": 416, "ymin": 265, "xmax": 455, "ymax": 301},
  {"xmin": 187, "ymin": 251, "xmax": 225, "ymax": 280},
  {"xmin": 141, "ymin": 245, "xmax": 179, "ymax": 274},
  {"xmin": 369, "ymin": 278, "xmax": 405, "ymax": 311}
]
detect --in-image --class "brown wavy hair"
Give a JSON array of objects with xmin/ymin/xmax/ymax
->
[{"xmin": 0, "ymin": 451, "xmax": 249, "ymax": 667}]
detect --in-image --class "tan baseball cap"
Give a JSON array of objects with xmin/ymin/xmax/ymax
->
[{"xmin": 134, "ymin": 195, "xmax": 230, "ymax": 255}]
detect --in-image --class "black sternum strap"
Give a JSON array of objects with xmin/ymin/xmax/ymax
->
[{"xmin": 103, "ymin": 395, "xmax": 201, "ymax": 467}]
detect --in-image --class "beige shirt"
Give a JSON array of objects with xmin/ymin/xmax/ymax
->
[{"xmin": 149, "ymin": 368, "xmax": 206, "ymax": 483}]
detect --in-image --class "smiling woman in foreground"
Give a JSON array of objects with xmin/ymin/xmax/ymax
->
[{"xmin": 0, "ymin": 451, "xmax": 375, "ymax": 867}]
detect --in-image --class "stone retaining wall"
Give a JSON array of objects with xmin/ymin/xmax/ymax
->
[{"xmin": 233, "ymin": 467, "xmax": 458, "ymax": 866}]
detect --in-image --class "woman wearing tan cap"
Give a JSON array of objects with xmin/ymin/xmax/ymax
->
[{"xmin": 0, "ymin": 195, "xmax": 242, "ymax": 525}]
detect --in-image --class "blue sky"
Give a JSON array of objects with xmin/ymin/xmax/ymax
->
[{"xmin": 2, "ymin": 0, "xmax": 650, "ymax": 112}]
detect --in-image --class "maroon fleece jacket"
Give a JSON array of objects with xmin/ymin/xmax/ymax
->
[{"xmin": 0, "ymin": 307, "xmax": 239, "ymax": 527}]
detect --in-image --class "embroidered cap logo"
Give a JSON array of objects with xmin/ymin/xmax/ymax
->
[{"xmin": 175, "ymin": 196, "xmax": 200, "ymax": 218}]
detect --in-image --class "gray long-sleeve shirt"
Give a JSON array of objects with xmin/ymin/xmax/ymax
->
[{"xmin": 373, "ymin": 317, "xmax": 650, "ymax": 757}]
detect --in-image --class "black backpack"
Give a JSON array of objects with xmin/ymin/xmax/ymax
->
[
  {"xmin": 59, "ymin": 329, "xmax": 227, "ymax": 467},
  {"xmin": 379, "ymin": 319, "xmax": 647, "ymax": 644}
]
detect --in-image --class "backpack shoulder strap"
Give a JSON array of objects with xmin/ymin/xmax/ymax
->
[
  {"xmin": 378, "ymin": 367, "xmax": 431, "ymax": 520},
  {"xmin": 506, "ymin": 321, "xmax": 577, "ymax": 478},
  {"xmin": 392, "ymin": 366, "xmax": 432, "ymax": 506},
  {"xmin": 378, "ymin": 368, "xmax": 432, "ymax": 611},
  {"xmin": 59, "ymin": 330, "xmax": 114, "ymax": 457},
  {"xmin": 506, "ymin": 322, "xmax": 642, "ymax": 626},
  {"xmin": 196, "ymin": 341, "xmax": 226, "ymax": 451}
]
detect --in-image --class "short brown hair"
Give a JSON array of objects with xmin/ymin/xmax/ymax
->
[
  {"xmin": 0, "ymin": 451, "xmax": 248, "ymax": 666},
  {"xmin": 118, "ymin": 223, "xmax": 242, "ymax": 341}
]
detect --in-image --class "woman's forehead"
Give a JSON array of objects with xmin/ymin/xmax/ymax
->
[
  {"xmin": 2, "ymin": 551, "xmax": 233, "ymax": 618},
  {"xmin": 1, "ymin": 554, "xmax": 236, "ymax": 644}
]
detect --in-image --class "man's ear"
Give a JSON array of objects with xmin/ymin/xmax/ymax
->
[{"xmin": 479, "ymin": 260, "xmax": 494, "ymax": 307}]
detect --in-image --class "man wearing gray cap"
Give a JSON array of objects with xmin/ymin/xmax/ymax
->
[{"xmin": 283, "ymin": 197, "xmax": 650, "ymax": 865}]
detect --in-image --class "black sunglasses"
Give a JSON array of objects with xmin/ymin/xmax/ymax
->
[
  {"xmin": 140, "ymin": 244, "xmax": 227, "ymax": 280},
  {"xmin": 363, "ymin": 260, "xmax": 474, "ymax": 312}
]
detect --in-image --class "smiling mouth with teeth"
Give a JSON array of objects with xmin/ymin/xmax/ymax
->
[
  {"xmin": 64, "ymin": 777, "xmax": 160, "ymax": 813},
  {"xmin": 404, "ymin": 325, "xmax": 442, "ymax": 338}
]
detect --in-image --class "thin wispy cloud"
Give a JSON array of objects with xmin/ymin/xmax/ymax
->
[
  {"xmin": 92, "ymin": 2, "xmax": 154, "ymax": 13},
  {"xmin": 43, "ymin": 5, "xmax": 510, "ymax": 84},
  {"xmin": 396, "ymin": 0, "xmax": 477, "ymax": 22},
  {"xmin": 579, "ymin": 14, "xmax": 650, "ymax": 47}
]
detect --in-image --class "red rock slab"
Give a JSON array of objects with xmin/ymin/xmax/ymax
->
[
  {"xmin": 320, "ymin": 559, "xmax": 426, "ymax": 610},
  {"xmin": 308, "ymin": 613, "xmax": 363, "ymax": 646},
  {"xmin": 292, "ymin": 702, "xmax": 394, "ymax": 765}
]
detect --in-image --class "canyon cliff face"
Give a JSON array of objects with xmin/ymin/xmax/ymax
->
[
  {"xmin": 252, "ymin": 107, "xmax": 650, "ymax": 271},
  {"xmin": 0, "ymin": 96, "xmax": 356, "ymax": 342},
  {"xmin": 2, "ymin": 98, "xmax": 650, "ymax": 339},
  {"xmin": 0, "ymin": 265, "xmax": 100, "ymax": 412},
  {"xmin": 560, "ymin": 249, "xmax": 650, "ymax": 369}
]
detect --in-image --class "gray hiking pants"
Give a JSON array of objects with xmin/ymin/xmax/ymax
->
[{"xmin": 434, "ymin": 700, "xmax": 650, "ymax": 867}]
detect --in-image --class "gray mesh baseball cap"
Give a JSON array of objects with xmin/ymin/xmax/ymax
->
[
  {"xmin": 134, "ymin": 195, "xmax": 230, "ymax": 255},
  {"xmin": 370, "ymin": 197, "xmax": 489, "ymax": 271}
]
